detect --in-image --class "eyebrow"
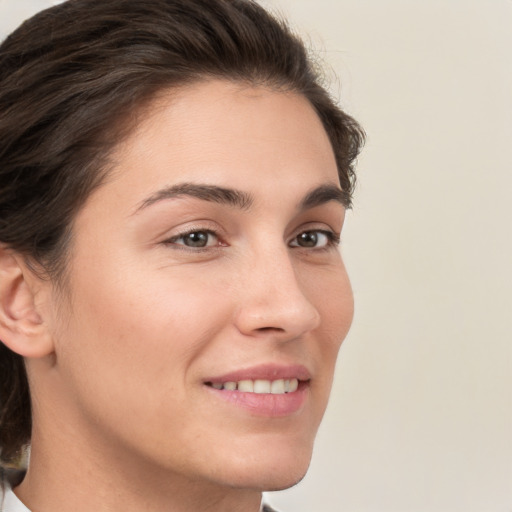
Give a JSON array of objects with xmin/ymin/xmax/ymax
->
[
  {"xmin": 299, "ymin": 184, "xmax": 348, "ymax": 210},
  {"xmin": 134, "ymin": 183, "xmax": 254, "ymax": 213},
  {"xmin": 133, "ymin": 182, "xmax": 347, "ymax": 214}
]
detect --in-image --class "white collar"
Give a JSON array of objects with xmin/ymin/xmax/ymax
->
[
  {"xmin": 1, "ymin": 487, "xmax": 30, "ymax": 512},
  {"xmin": 1, "ymin": 469, "xmax": 30, "ymax": 512}
]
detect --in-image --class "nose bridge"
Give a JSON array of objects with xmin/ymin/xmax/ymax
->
[{"xmin": 235, "ymin": 241, "xmax": 320, "ymax": 338}]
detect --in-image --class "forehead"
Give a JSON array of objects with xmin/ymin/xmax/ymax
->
[{"xmin": 87, "ymin": 79, "xmax": 339, "ymax": 217}]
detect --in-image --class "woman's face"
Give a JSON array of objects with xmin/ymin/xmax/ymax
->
[{"xmin": 45, "ymin": 80, "xmax": 353, "ymax": 491}]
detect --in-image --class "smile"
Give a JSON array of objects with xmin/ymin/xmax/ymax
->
[
  {"xmin": 203, "ymin": 364, "xmax": 311, "ymax": 416},
  {"xmin": 206, "ymin": 378, "xmax": 300, "ymax": 394}
]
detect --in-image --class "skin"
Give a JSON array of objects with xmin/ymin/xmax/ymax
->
[{"xmin": 10, "ymin": 80, "xmax": 354, "ymax": 512}]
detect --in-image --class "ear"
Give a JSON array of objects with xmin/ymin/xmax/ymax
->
[{"xmin": 0, "ymin": 246, "xmax": 54, "ymax": 358}]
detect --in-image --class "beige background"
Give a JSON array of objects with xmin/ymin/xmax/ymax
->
[{"xmin": 1, "ymin": 1, "xmax": 511, "ymax": 511}]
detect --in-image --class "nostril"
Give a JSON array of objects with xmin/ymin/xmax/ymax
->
[{"xmin": 256, "ymin": 326, "xmax": 285, "ymax": 333}]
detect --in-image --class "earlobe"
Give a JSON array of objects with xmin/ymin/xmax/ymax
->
[{"xmin": 0, "ymin": 246, "xmax": 54, "ymax": 358}]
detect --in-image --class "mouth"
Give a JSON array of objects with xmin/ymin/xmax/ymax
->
[
  {"xmin": 202, "ymin": 365, "xmax": 311, "ymax": 417},
  {"xmin": 205, "ymin": 378, "xmax": 300, "ymax": 394}
]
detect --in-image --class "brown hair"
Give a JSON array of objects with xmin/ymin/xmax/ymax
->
[{"xmin": 0, "ymin": 0, "xmax": 364, "ymax": 465}]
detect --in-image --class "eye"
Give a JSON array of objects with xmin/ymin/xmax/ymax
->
[
  {"xmin": 289, "ymin": 230, "xmax": 339, "ymax": 249},
  {"xmin": 167, "ymin": 229, "xmax": 220, "ymax": 248}
]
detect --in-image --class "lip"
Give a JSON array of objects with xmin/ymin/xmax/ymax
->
[{"xmin": 203, "ymin": 364, "xmax": 311, "ymax": 417}]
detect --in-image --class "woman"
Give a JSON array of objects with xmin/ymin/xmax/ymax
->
[{"xmin": 0, "ymin": 0, "xmax": 364, "ymax": 510}]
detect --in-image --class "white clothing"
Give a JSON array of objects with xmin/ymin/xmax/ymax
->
[
  {"xmin": 0, "ymin": 470, "xmax": 29, "ymax": 512},
  {"xmin": 1, "ymin": 487, "xmax": 30, "ymax": 512}
]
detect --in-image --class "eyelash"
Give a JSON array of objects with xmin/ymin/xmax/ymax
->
[{"xmin": 164, "ymin": 228, "xmax": 340, "ymax": 251}]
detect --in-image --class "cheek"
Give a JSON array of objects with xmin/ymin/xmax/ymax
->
[
  {"xmin": 304, "ymin": 262, "xmax": 354, "ymax": 387},
  {"xmin": 50, "ymin": 261, "xmax": 241, "ymax": 468},
  {"xmin": 307, "ymin": 260, "xmax": 354, "ymax": 339},
  {"xmin": 56, "ymin": 261, "xmax": 234, "ymax": 404}
]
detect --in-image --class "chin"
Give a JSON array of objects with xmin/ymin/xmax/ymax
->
[
  {"xmin": 258, "ymin": 468, "xmax": 309, "ymax": 492},
  {"xmin": 210, "ymin": 440, "xmax": 314, "ymax": 492},
  {"xmin": 221, "ymin": 464, "xmax": 310, "ymax": 493}
]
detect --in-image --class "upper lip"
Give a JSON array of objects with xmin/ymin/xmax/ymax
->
[{"xmin": 204, "ymin": 364, "xmax": 312, "ymax": 384}]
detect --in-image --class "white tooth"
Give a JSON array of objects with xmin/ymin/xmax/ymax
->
[
  {"xmin": 238, "ymin": 380, "xmax": 254, "ymax": 392},
  {"xmin": 212, "ymin": 382, "xmax": 223, "ymax": 390},
  {"xmin": 224, "ymin": 381, "xmax": 237, "ymax": 391},
  {"xmin": 254, "ymin": 380, "xmax": 271, "ymax": 394},
  {"xmin": 271, "ymin": 379, "xmax": 285, "ymax": 394},
  {"xmin": 289, "ymin": 378, "xmax": 299, "ymax": 392},
  {"xmin": 284, "ymin": 380, "xmax": 290, "ymax": 393}
]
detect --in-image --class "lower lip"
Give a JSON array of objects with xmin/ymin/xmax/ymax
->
[{"xmin": 204, "ymin": 381, "xmax": 309, "ymax": 417}]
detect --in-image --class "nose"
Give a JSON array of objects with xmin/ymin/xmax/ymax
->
[{"xmin": 234, "ymin": 246, "xmax": 321, "ymax": 341}]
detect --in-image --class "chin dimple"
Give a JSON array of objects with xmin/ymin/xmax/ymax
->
[{"xmin": 207, "ymin": 378, "xmax": 299, "ymax": 394}]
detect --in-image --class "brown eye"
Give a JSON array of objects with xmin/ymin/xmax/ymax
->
[
  {"xmin": 289, "ymin": 230, "xmax": 335, "ymax": 249},
  {"xmin": 296, "ymin": 231, "xmax": 318, "ymax": 247},
  {"xmin": 169, "ymin": 230, "xmax": 219, "ymax": 248}
]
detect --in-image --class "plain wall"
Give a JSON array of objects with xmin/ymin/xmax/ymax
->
[
  {"xmin": 261, "ymin": 2, "xmax": 512, "ymax": 511},
  {"xmin": 1, "ymin": 1, "xmax": 511, "ymax": 511}
]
